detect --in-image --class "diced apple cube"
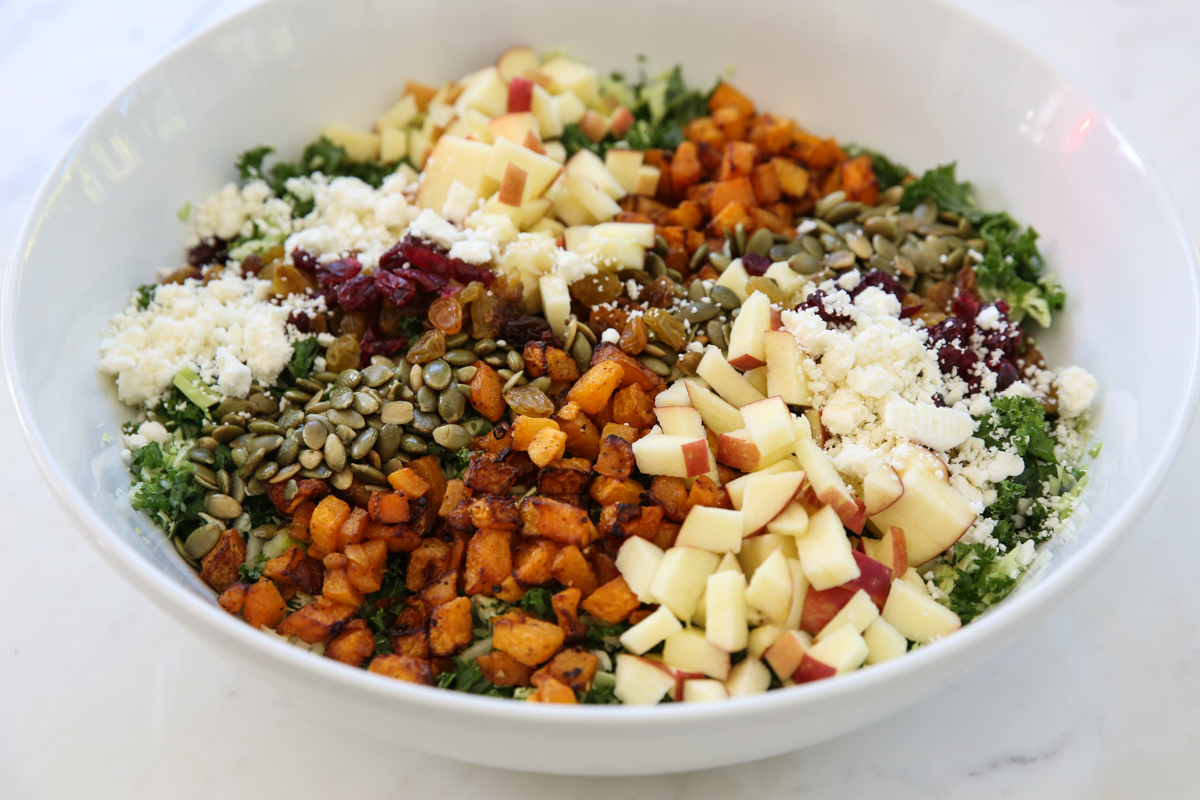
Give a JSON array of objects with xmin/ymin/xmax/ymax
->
[
  {"xmin": 615, "ymin": 536, "xmax": 664, "ymax": 603},
  {"xmin": 619, "ymin": 604, "xmax": 683, "ymax": 655},
  {"xmin": 763, "ymin": 629, "xmax": 812, "ymax": 681},
  {"xmin": 697, "ymin": 346, "xmax": 765, "ymax": 408},
  {"xmin": 794, "ymin": 437, "xmax": 865, "ymax": 533},
  {"xmin": 764, "ymin": 330, "xmax": 814, "ymax": 405},
  {"xmin": 795, "ymin": 505, "xmax": 861, "ymax": 590},
  {"xmin": 725, "ymin": 657, "xmax": 772, "ymax": 697},
  {"xmin": 588, "ymin": 221, "xmax": 656, "ymax": 247},
  {"xmin": 565, "ymin": 148, "xmax": 625, "ymax": 199},
  {"xmin": 682, "ymin": 679, "xmax": 729, "ymax": 702},
  {"xmin": 633, "ymin": 165, "xmax": 661, "ymax": 196},
  {"xmin": 649, "ymin": 547, "xmax": 720, "ymax": 621},
  {"xmin": 741, "ymin": 396, "xmax": 795, "ymax": 454},
  {"xmin": 737, "ymin": 534, "xmax": 797, "ymax": 578},
  {"xmin": 496, "ymin": 45, "xmax": 539, "ymax": 81},
  {"xmin": 631, "ymin": 434, "xmax": 712, "ymax": 479},
  {"xmin": 869, "ymin": 458, "xmax": 977, "ymax": 566},
  {"xmin": 738, "ymin": 472, "xmax": 806, "ymax": 536},
  {"xmin": 566, "ymin": 174, "xmax": 621, "ymax": 222},
  {"xmin": 416, "ymin": 136, "xmax": 494, "ymax": 212},
  {"xmin": 614, "ymin": 654, "xmax": 676, "ymax": 705},
  {"xmin": 379, "ymin": 126, "xmax": 408, "ymax": 163},
  {"xmin": 483, "ymin": 137, "xmax": 562, "ymax": 202},
  {"xmin": 796, "ymin": 625, "xmax": 869, "ymax": 681},
  {"xmin": 766, "ymin": 501, "xmax": 809, "ymax": 538},
  {"xmin": 784, "ymin": 557, "xmax": 809, "ymax": 630},
  {"xmin": 863, "ymin": 617, "xmax": 908, "ymax": 664},
  {"xmin": 814, "ymin": 588, "xmax": 879, "ymax": 641},
  {"xmin": 676, "ymin": 506, "xmax": 745, "ymax": 554},
  {"xmin": 654, "ymin": 406, "xmax": 705, "ymax": 439},
  {"xmin": 726, "ymin": 291, "xmax": 772, "ymax": 370},
  {"xmin": 901, "ymin": 567, "xmax": 929, "ymax": 594},
  {"xmin": 881, "ymin": 578, "xmax": 962, "ymax": 643},
  {"xmin": 747, "ymin": 625, "xmax": 785, "ymax": 659},
  {"xmin": 529, "ymin": 84, "xmax": 564, "ymax": 140},
  {"xmin": 705, "ymin": 571, "xmax": 749, "ymax": 653},
  {"xmin": 745, "ymin": 547, "xmax": 794, "ymax": 626},
  {"xmin": 684, "ymin": 380, "xmax": 744, "ymax": 434},
  {"xmin": 538, "ymin": 274, "xmax": 571, "ymax": 336},
  {"xmin": 860, "ymin": 526, "xmax": 908, "ymax": 578},
  {"xmin": 378, "ymin": 94, "xmax": 419, "ymax": 130},
  {"xmin": 763, "ymin": 261, "xmax": 806, "ymax": 298},
  {"xmin": 320, "ymin": 123, "xmax": 380, "ymax": 162},
  {"xmin": 539, "ymin": 57, "xmax": 599, "ymax": 105},
  {"xmin": 654, "ymin": 381, "xmax": 692, "ymax": 408},
  {"xmin": 663, "ymin": 628, "xmax": 731, "ymax": 680},
  {"xmin": 725, "ymin": 462, "xmax": 800, "ymax": 509},
  {"xmin": 605, "ymin": 149, "xmax": 645, "ymax": 194}
]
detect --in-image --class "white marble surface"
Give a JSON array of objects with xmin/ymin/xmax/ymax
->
[{"xmin": 3, "ymin": 0, "xmax": 1199, "ymax": 796}]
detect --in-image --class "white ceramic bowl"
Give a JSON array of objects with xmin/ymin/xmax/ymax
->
[{"xmin": 5, "ymin": 0, "xmax": 1198, "ymax": 776}]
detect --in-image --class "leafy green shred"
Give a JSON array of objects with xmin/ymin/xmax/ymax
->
[
  {"xmin": 446, "ymin": 447, "xmax": 472, "ymax": 479},
  {"xmin": 396, "ymin": 316, "xmax": 426, "ymax": 341},
  {"xmin": 357, "ymin": 555, "xmax": 409, "ymax": 655},
  {"xmin": 583, "ymin": 672, "xmax": 619, "ymax": 705},
  {"xmin": 129, "ymin": 441, "xmax": 207, "ymax": 538},
  {"xmin": 519, "ymin": 587, "xmax": 556, "ymax": 620},
  {"xmin": 176, "ymin": 201, "xmax": 191, "ymax": 222},
  {"xmin": 583, "ymin": 617, "xmax": 631, "ymax": 658},
  {"xmin": 136, "ymin": 284, "xmax": 157, "ymax": 309},
  {"xmin": 934, "ymin": 543, "xmax": 1021, "ymax": 623},
  {"xmin": 238, "ymin": 552, "xmax": 268, "ymax": 583},
  {"xmin": 288, "ymin": 337, "xmax": 320, "ymax": 382},
  {"xmin": 844, "ymin": 145, "xmax": 909, "ymax": 190},
  {"xmin": 563, "ymin": 64, "xmax": 716, "ymax": 158},
  {"xmin": 977, "ymin": 396, "xmax": 1056, "ymax": 461},
  {"xmin": 899, "ymin": 163, "xmax": 1065, "ymax": 326},
  {"xmin": 147, "ymin": 385, "xmax": 211, "ymax": 440}
]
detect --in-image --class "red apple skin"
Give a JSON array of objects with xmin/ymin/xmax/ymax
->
[
  {"xmin": 863, "ymin": 465, "xmax": 904, "ymax": 516},
  {"xmin": 843, "ymin": 551, "xmax": 893, "ymax": 610},
  {"xmin": 522, "ymin": 129, "xmax": 545, "ymax": 154},
  {"xmin": 611, "ymin": 106, "xmax": 635, "ymax": 136},
  {"xmin": 507, "ymin": 76, "xmax": 533, "ymax": 113},
  {"xmin": 672, "ymin": 670, "xmax": 707, "ymax": 702},
  {"xmin": 497, "ymin": 164, "xmax": 527, "ymax": 206},
  {"xmin": 800, "ymin": 585, "xmax": 855, "ymax": 634},
  {"xmin": 717, "ymin": 434, "xmax": 760, "ymax": 472},
  {"xmin": 580, "ymin": 110, "xmax": 608, "ymax": 143},
  {"xmin": 681, "ymin": 439, "xmax": 712, "ymax": 478},
  {"xmin": 804, "ymin": 409, "xmax": 827, "ymax": 447},
  {"xmin": 764, "ymin": 634, "xmax": 806, "ymax": 681},
  {"xmin": 888, "ymin": 527, "xmax": 909, "ymax": 577},
  {"xmin": 817, "ymin": 487, "xmax": 867, "ymax": 534},
  {"xmin": 727, "ymin": 353, "xmax": 766, "ymax": 371},
  {"xmin": 794, "ymin": 653, "xmax": 837, "ymax": 683},
  {"xmin": 796, "ymin": 479, "xmax": 823, "ymax": 514},
  {"xmin": 770, "ymin": 307, "xmax": 783, "ymax": 331}
]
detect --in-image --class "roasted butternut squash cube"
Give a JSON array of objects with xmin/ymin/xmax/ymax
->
[
  {"xmin": 551, "ymin": 545, "xmax": 598, "ymax": 596},
  {"xmin": 477, "ymin": 650, "xmax": 535, "ymax": 687},
  {"xmin": 429, "ymin": 596, "xmax": 473, "ymax": 657},
  {"xmin": 368, "ymin": 654, "xmax": 434, "ymax": 685},
  {"xmin": 566, "ymin": 361, "xmax": 624, "ymax": 416},
  {"xmin": 464, "ymin": 528, "xmax": 513, "ymax": 595},
  {"xmin": 310, "ymin": 495, "xmax": 351, "ymax": 558},
  {"xmin": 534, "ymin": 648, "xmax": 599, "ymax": 692},
  {"xmin": 492, "ymin": 610, "xmax": 566, "ymax": 667},
  {"xmin": 512, "ymin": 415, "xmax": 561, "ymax": 451},
  {"xmin": 579, "ymin": 576, "xmax": 641, "ymax": 624},
  {"xmin": 243, "ymin": 578, "xmax": 287, "ymax": 630},
  {"xmin": 594, "ymin": 434, "xmax": 635, "ymax": 481},
  {"xmin": 527, "ymin": 497, "xmax": 599, "ymax": 547},
  {"xmin": 325, "ymin": 618, "xmax": 375, "ymax": 667},
  {"xmin": 513, "ymin": 537, "xmax": 562, "ymax": 586},
  {"xmin": 344, "ymin": 539, "xmax": 388, "ymax": 593},
  {"xmin": 387, "ymin": 467, "xmax": 430, "ymax": 498},
  {"xmin": 200, "ymin": 528, "xmax": 246, "ymax": 592},
  {"xmin": 277, "ymin": 596, "xmax": 357, "ymax": 644}
]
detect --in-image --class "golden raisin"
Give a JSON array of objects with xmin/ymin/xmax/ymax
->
[
  {"xmin": 339, "ymin": 310, "xmax": 370, "ymax": 337},
  {"xmin": 618, "ymin": 316, "xmax": 648, "ymax": 355},
  {"xmin": 745, "ymin": 276, "xmax": 786, "ymax": 305},
  {"xmin": 640, "ymin": 277, "xmax": 677, "ymax": 308},
  {"xmin": 570, "ymin": 273, "xmax": 622, "ymax": 306},
  {"xmin": 406, "ymin": 329, "xmax": 446, "ymax": 364},
  {"xmin": 325, "ymin": 334, "xmax": 360, "ymax": 373},
  {"xmin": 271, "ymin": 263, "xmax": 313, "ymax": 297},
  {"xmin": 643, "ymin": 308, "xmax": 688, "ymax": 351},
  {"xmin": 505, "ymin": 385, "xmax": 555, "ymax": 417},
  {"xmin": 429, "ymin": 296, "xmax": 463, "ymax": 335}
]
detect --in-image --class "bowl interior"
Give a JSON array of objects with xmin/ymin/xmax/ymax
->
[{"xmin": 5, "ymin": 0, "xmax": 1198, "ymax": 775}]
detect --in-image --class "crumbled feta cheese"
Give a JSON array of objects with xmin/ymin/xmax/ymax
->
[
  {"xmin": 884, "ymin": 401, "xmax": 976, "ymax": 452},
  {"xmin": 136, "ymin": 421, "xmax": 171, "ymax": 444},
  {"xmin": 1054, "ymin": 366, "xmax": 1097, "ymax": 418},
  {"xmin": 601, "ymin": 328, "xmax": 620, "ymax": 344},
  {"xmin": 441, "ymin": 180, "xmax": 476, "ymax": 224}
]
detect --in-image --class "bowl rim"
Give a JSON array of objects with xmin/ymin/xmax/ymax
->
[{"xmin": 5, "ymin": 0, "xmax": 1199, "ymax": 727}]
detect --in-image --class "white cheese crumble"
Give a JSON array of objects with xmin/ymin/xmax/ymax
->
[
  {"xmin": 98, "ymin": 274, "xmax": 311, "ymax": 406},
  {"xmin": 1054, "ymin": 365, "xmax": 1097, "ymax": 418}
]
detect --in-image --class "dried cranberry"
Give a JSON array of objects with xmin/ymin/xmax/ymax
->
[
  {"xmin": 286, "ymin": 310, "xmax": 311, "ymax": 333},
  {"xmin": 187, "ymin": 238, "xmax": 227, "ymax": 267},
  {"xmin": 742, "ymin": 253, "xmax": 771, "ymax": 276},
  {"xmin": 850, "ymin": 269, "xmax": 906, "ymax": 302},
  {"xmin": 317, "ymin": 257, "xmax": 362, "ymax": 285},
  {"xmin": 397, "ymin": 268, "xmax": 449, "ymax": 294},
  {"xmin": 450, "ymin": 260, "xmax": 495, "ymax": 285},
  {"xmin": 950, "ymin": 291, "xmax": 980, "ymax": 321},
  {"xmin": 373, "ymin": 270, "xmax": 415, "ymax": 307},
  {"xmin": 383, "ymin": 236, "xmax": 496, "ymax": 286},
  {"xmin": 900, "ymin": 304, "xmax": 923, "ymax": 319},
  {"xmin": 503, "ymin": 316, "xmax": 561, "ymax": 348},
  {"xmin": 336, "ymin": 274, "xmax": 379, "ymax": 310},
  {"xmin": 798, "ymin": 290, "xmax": 853, "ymax": 326},
  {"xmin": 292, "ymin": 248, "xmax": 319, "ymax": 276},
  {"xmin": 358, "ymin": 329, "xmax": 408, "ymax": 368},
  {"xmin": 995, "ymin": 299, "xmax": 1011, "ymax": 316},
  {"xmin": 240, "ymin": 254, "xmax": 263, "ymax": 277},
  {"xmin": 993, "ymin": 360, "xmax": 1019, "ymax": 392}
]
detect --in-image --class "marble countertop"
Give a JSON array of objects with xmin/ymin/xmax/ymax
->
[{"xmin": 3, "ymin": 0, "xmax": 1199, "ymax": 796}]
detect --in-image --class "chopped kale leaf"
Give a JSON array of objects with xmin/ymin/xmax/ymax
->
[{"xmin": 519, "ymin": 587, "xmax": 556, "ymax": 621}]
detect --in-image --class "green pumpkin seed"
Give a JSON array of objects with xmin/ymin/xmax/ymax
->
[
  {"xmin": 825, "ymin": 250, "xmax": 857, "ymax": 270},
  {"xmin": 195, "ymin": 436, "xmax": 220, "ymax": 452},
  {"xmin": 329, "ymin": 386, "xmax": 354, "ymax": 409},
  {"xmin": 215, "ymin": 398, "xmax": 250, "ymax": 418},
  {"xmin": 301, "ymin": 420, "xmax": 327, "ymax": 449},
  {"xmin": 433, "ymin": 424, "xmax": 472, "ymax": 451},
  {"xmin": 528, "ymin": 376, "xmax": 552, "ymax": 393},
  {"xmin": 250, "ymin": 524, "xmax": 279, "ymax": 541},
  {"xmin": 710, "ymin": 285, "xmax": 741, "ymax": 311},
  {"xmin": 689, "ymin": 242, "xmax": 709, "ymax": 270},
  {"xmin": 412, "ymin": 410, "xmax": 440, "ymax": 434},
  {"xmin": 706, "ymin": 319, "xmax": 728, "ymax": 350},
  {"xmin": 824, "ymin": 201, "xmax": 863, "ymax": 225},
  {"xmin": 237, "ymin": 448, "xmax": 265, "ymax": 479},
  {"xmin": 254, "ymin": 461, "xmax": 279, "ymax": 482},
  {"xmin": 331, "ymin": 468, "xmax": 353, "ymax": 491},
  {"xmin": 296, "ymin": 377, "xmax": 325, "ymax": 394},
  {"xmin": 351, "ymin": 463, "xmax": 388, "ymax": 485},
  {"xmin": 335, "ymin": 369, "xmax": 362, "ymax": 389},
  {"xmin": 336, "ymin": 424, "xmax": 356, "ymax": 444},
  {"xmin": 216, "ymin": 468, "xmax": 231, "ymax": 495},
  {"xmin": 571, "ymin": 334, "xmax": 593, "ymax": 374},
  {"xmin": 734, "ymin": 222, "xmax": 747, "ymax": 255},
  {"xmin": 244, "ymin": 477, "xmax": 266, "ymax": 496},
  {"xmin": 474, "ymin": 338, "xmax": 497, "ymax": 356},
  {"xmin": 298, "ymin": 449, "xmax": 323, "ymax": 470},
  {"xmin": 192, "ymin": 464, "xmax": 219, "ymax": 490},
  {"xmin": 277, "ymin": 409, "xmax": 304, "ymax": 430},
  {"xmin": 204, "ymin": 493, "xmax": 242, "ymax": 520},
  {"xmin": 638, "ymin": 355, "xmax": 671, "ymax": 376},
  {"xmin": 415, "ymin": 385, "xmax": 438, "ymax": 413},
  {"xmin": 438, "ymin": 386, "xmax": 466, "ymax": 422},
  {"xmin": 310, "ymin": 371, "xmax": 339, "ymax": 384},
  {"xmin": 506, "ymin": 350, "xmax": 524, "ymax": 372},
  {"xmin": 399, "ymin": 433, "xmax": 428, "ymax": 455},
  {"xmin": 679, "ymin": 301, "xmax": 720, "ymax": 324},
  {"xmin": 376, "ymin": 423, "xmax": 402, "ymax": 461},
  {"xmin": 188, "ymin": 446, "xmax": 216, "ymax": 465},
  {"xmin": 350, "ymin": 428, "xmax": 379, "ymax": 460},
  {"xmin": 444, "ymin": 332, "xmax": 470, "ymax": 349},
  {"xmin": 709, "ymin": 252, "xmax": 731, "ymax": 272},
  {"xmin": 424, "ymin": 359, "xmax": 453, "ymax": 391},
  {"xmin": 269, "ymin": 464, "xmax": 301, "ymax": 484},
  {"xmin": 746, "ymin": 227, "xmax": 774, "ymax": 256},
  {"xmin": 324, "ymin": 433, "xmax": 347, "ymax": 472},
  {"xmin": 212, "ymin": 424, "xmax": 246, "ymax": 445},
  {"xmin": 362, "ymin": 364, "xmax": 393, "ymax": 387},
  {"xmin": 646, "ymin": 251, "xmax": 668, "ymax": 278},
  {"xmin": 463, "ymin": 418, "xmax": 492, "ymax": 438},
  {"xmin": 300, "ymin": 465, "xmax": 333, "ymax": 480},
  {"xmin": 864, "ymin": 216, "xmax": 897, "ymax": 240},
  {"xmin": 229, "ymin": 473, "xmax": 246, "ymax": 504},
  {"xmin": 445, "ymin": 349, "xmax": 477, "ymax": 367},
  {"xmin": 184, "ymin": 524, "xmax": 222, "ymax": 559},
  {"xmin": 246, "ymin": 420, "xmax": 281, "ymax": 436},
  {"xmin": 379, "ymin": 401, "xmax": 414, "ymax": 426},
  {"xmin": 687, "ymin": 280, "xmax": 707, "ymax": 303},
  {"xmin": 248, "ymin": 394, "xmax": 279, "ymax": 414},
  {"xmin": 275, "ymin": 437, "xmax": 299, "ymax": 467},
  {"xmin": 327, "ymin": 408, "xmax": 365, "ymax": 428},
  {"xmin": 252, "ymin": 434, "xmax": 283, "ymax": 453},
  {"xmin": 352, "ymin": 391, "xmax": 381, "ymax": 416},
  {"xmin": 845, "ymin": 231, "xmax": 873, "ymax": 260},
  {"xmin": 456, "ymin": 365, "xmax": 478, "ymax": 382},
  {"xmin": 814, "ymin": 190, "xmax": 847, "ymax": 218},
  {"xmin": 483, "ymin": 353, "xmax": 505, "ymax": 368},
  {"xmin": 945, "ymin": 247, "xmax": 966, "ymax": 272},
  {"xmin": 769, "ymin": 242, "xmax": 803, "ymax": 261},
  {"xmin": 654, "ymin": 234, "xmax": 670, "ymax": 256}
]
